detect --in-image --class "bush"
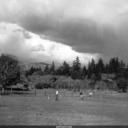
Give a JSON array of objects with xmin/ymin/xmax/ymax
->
[
  {"xmin": 35, "ymin": 82, "xmax": 51, "ymax": 89},
  {"xmin": 116, "ymin": 78, "xmax": 128, "ymax": 92},
  {"xmin": 43, "ymin": 83, "xmax": 51, "ymax": 88},
  {"xmin": 35, "ymin": 82, "xmax": 44, "ymax": 89},
  {"xmin": 24, "ymin": 83, "xmax": 29, "ymax": 88},
  {"xmin": 89, "ymin": 80, "xmax": 96, "ymax": 89},
  {"xmin": 71, "ymin": 71, "xmax": 81, "ymax": 80}
]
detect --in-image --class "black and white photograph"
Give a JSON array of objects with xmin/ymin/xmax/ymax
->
[{"xmin": 0, "ymin": 0, "xmax": 128, "ymax": 126}]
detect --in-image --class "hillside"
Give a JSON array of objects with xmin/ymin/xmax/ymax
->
[{"xmin": 20, "ymin": 62, "xmax": 51, "ymax": 70}]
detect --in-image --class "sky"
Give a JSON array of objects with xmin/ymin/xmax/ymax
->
[{"xmin": 0, "ymin": 0, "xmax": 128, "ymax": 65}]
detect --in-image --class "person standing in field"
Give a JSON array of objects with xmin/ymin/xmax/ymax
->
[
  {"xmin": 48, "ymin": 92, "xmax": 50, "ymax": 100},
  {"xmin": 55, "ymin": 90, "xmax": 59, "ymax": 101},
  {"xmin": 80, "ymin": 91, "xmax": 83, "ymax": 100},
  {"xmin": 89, "ymin": 92, "xmax": 93, "ymax": 97}
]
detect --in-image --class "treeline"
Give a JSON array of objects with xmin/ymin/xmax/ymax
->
[
  {"xmin": 0, "ymin": 54, "xmax": 128, "ymax": 92},
  {"xmin": 26, "ymin": 57, "xmax": 128, "ymax": 80}
]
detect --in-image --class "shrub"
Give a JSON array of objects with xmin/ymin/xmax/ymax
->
[
  {"xmin": 43, "ymin": 83, "xmax": 51, "ymax": 88},
  {"xmin": 35, "ymin": 82, "xmax": 51, "ymax": 89},
  {"xmin": 89, "ymin": 80, "xmax": 96, "ymax": 90},
  {"xmin": 116, "ymin": 78, "xmax": 128, "ymax": 92},
  {"xmin": 35, "ymin": 82, "xmax": 44, "ymax": 89},
  {"xmin": 24, "ymin": 83, "xmax": 29, "ymax": 88},
  {"xmin": 71, "ymin": 71, "xmax": 81, "ymax": 80}
]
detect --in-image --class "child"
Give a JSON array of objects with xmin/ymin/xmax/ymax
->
[
  {"xmin": 89, "ymin": 92, "xmax": 93, "ymax": 97},
  {"xmin": 80, "ymin": 91, "xmax": 83, "ymax": 100},
  {"xmin": 48, "ymin": 93, "xmax": 50, "ymax": 100}
]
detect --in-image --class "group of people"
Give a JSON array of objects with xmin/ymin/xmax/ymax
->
[
  {"xmin": 47, "ymin": 90, "xmax": 59, "ymax": 101},
  {"xmin": 47, "ymin": 90, "xmax": 93, "ymax": 101},
  {"xmin": 80, "ymin": 91, "xmax": 94, "ymax": 99}
]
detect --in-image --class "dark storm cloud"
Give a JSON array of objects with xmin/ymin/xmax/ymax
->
[
  {"xmin": 1, "ymin": 0, "xmax": 128, "ymax": 62},
  {"xmin": 20, "ymin": 16, "xmax": 105, "ymax": 54},
  {"xmin": 20, "ymin": 15, "xmax": 124, "ymax": 60}
]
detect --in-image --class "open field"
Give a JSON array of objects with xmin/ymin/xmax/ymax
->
[{"xmin": 0, "ymin": 89, "xmax": 128, "ymax": 125}]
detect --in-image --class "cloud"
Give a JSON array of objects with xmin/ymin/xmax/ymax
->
[
  {"xmin": 0, "ymin": 22, "xmax": 35, "ymax": 62},
  {"xmin": 0, "ymin": 22, "xmax": 98, "ymax": 65},
  {"xmin": 0, "ymin": 0, "xmax": 128, "ymax": 62}
]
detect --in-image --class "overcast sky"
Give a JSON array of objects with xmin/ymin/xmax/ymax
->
[{"xmin": 0, "ymin": 0, "xmax": 128, "ymax": 65}]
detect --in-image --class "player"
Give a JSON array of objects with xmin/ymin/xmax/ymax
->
[
  {"xmin": 89, "ymin": 92, "xmax": 93, "ymax": 97},
  {"xmin": 80, "ymin": 91, "xmax": 83, "ymax": 100},
  {"xmin": 48, "ymin": 93, "xmax": 50, "ymax": 100},
  {"xmin": 55, "ymin": 90, "xmax": 59, "ymax": 101}
]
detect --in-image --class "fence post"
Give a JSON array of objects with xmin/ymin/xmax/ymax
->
[
  {"xmin": 11, "ymin": 87, "xmax": 12, "ymax": 95},
  {"xmin": 35, "ymin": 88, "xmax": 36, "ymax": 96},
  {"xmin": 72, "ymin": 90, "xmax": 73, "ymax": 97},
  {"xmin": 45, "ymin": 90, "xmax": 46, "ymax": 96}
]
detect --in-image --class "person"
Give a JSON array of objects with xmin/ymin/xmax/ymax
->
[
  {"xmin": 80, "ymin": 91, "xmax": 83, "ymax": 100},
  {"xmin": 89, "ymin": 92, "xmax": 93, "ymax": 97},
  {"xmin": 48, "ymin": 92, "xmax": 50, "ymax": 100},
  {"xmin": 2, "ymin": 88, "xmax": 4, "ymax": 94},
  {"xmin": 55, "ymin": 90, "xmax": 59, "ymax": 101}
]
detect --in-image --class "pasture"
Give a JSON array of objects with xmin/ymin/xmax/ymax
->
[{"xmin": 0, "ymin": 89, "xmax": 128, "ymax": 125}]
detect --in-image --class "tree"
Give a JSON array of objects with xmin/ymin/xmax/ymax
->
[
  {"xmin": 115, "ymin": 60, "xmax": 126, "ymax": 78},
  {"xmin": 49, "ymin": 62, "xmax": 55, "ymax": 75},
  {"xmin": 26, "ymin": 66, "xmax": 43, "ymax": 76},
  {"xmin": 71, "ymin": 70, "xmax": 80, "ymax": 80},
  {"xmin": 81, "ymin": 66, "xmax": 87, "ymax": 79},
  {"xmin": 36, "ymin": 67, "xmax": 43, "ymax": 75},
  {"xmin": 124, "ymin": 65, "xmax": 128, "ymax": 79},
  {"xmin": 44, "ymin": 64, "xmax": 50, "ymax": 75},
  {"xmin": 72, "ymin": 57, "xmax": 81, "ymax": 71},
  {"xmin": 26, "ymin": 66, "xmax": 34, "ymax": 76},
  {"xmin": 95, "ymin": 58, "xmax": 104, "ymax": 80},
  {"xmin": 87, "ymin": 62, "xmax": 91, "ymax": 79},
  {"xmin": 0, "ymin": 54, "xmax": 20, "ymax": 88},
  {"xmin": 56, "ymin": 66, "xmax": 63, "ymax": 75},
  {"xmin": 116, "ymin": 78, "xmax": 128, "ymax": 92},
  {"xmin": 104, "ymin": 63, "xmax": 109, "ymax": 74},
  {"xmin": 90, "ymin": 59, "xmax": 96, "ymax": 73},
  {"xmin": 97, "ymin": 58, "xmax": 104, "ymax": 73},
  {"xmin": 87, "ymin": 59, "xmax": 96, "ymax": 79},
  {"xmin": 108, "ymin": 57, "xmax": 119, "ymax": 74},
  {"xmin": 62, "ymin": 61, "xmax": 70, "ymax": 76},
  {"xmin": 71, "ymin": 57, "xmax": 81, "ymax": 79}
]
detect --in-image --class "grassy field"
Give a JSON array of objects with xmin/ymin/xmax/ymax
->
[{"xmin": 0, "ymin": 89, "xmax": 128, "ymax": 125}]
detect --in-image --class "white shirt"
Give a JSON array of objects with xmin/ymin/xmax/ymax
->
[{"xmin": 56, "ymin": 90, "xmax": 58, "ymax": 95}]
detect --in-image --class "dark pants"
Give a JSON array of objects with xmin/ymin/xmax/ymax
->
[{"xmin": 56, "ymin": 94, "xmax": 58, "ymax": 101}]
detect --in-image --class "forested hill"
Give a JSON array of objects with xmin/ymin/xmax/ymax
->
[{"xmin": 20, "ymin": 62, "xmax": 51, "ymax": 70}]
